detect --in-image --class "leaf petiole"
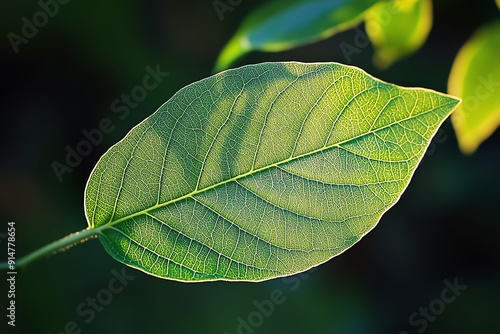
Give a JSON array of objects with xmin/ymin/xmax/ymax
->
[{"xmin": 0, "ymin": 227, "xmax": 99, "ymax": 271}]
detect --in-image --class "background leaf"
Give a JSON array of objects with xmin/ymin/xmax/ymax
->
[
  {"xmin": 85, "ymin": 62, "xmax": 459, "ymax": 282},
  {"xmin": 214, "ymin": 0, "xmax": 379, "ymax": 72},
  {"xmin": 448, "ymin": 20, "xmax": 500, "ymax": 154},
  {"xmin": 365, "ymin": 0, "xmax": 433, "ymax": 69}
]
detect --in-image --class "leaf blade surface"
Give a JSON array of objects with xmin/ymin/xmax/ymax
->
[
  {"xmin": 448, "ymin": 20, "xmax": 500, "ymax": 154},
  {"xmin": 85, "ymin": 62, "xmax": 459, "ymax": 281}
]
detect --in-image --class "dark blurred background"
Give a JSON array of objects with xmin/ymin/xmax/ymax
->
[{"xmin": 0, "ymin": 0, "xmax": 499, "ymax": 333}]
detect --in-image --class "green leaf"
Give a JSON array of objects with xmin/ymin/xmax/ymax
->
[
  {"xmin": 365, "ymin": 0, "xmax": 433, "ymax": 69},
  {"xmin": 214, "ymin": 0, "xmax": 379, "ymax": 72},
  {"xmin": 85, "ymin": 62, "xmax": 459, "ymax": 282},
  {"xmin": 448, "ymin": 20, "xmax": 500, "ymax": 154}
]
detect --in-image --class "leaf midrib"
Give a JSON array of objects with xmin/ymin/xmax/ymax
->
[{"xmin": 102, "ymin": 100, "xmax": 454, "ymax": 230}]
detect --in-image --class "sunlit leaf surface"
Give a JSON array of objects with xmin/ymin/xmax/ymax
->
[{"xmin": 85, "ymin": 62, "xmax": 459, "ymax": 281}]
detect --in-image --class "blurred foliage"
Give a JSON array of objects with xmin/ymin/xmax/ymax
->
[
  {"xmin": 448, "ymin": 20, "xmax": 500, "ymax": 154},
  {"xmin": 214, "ymin": 0, "xmax": 378, "ymax": 72},
  {"xmin": 215, "ymin": 0, "xmax": 434, "ymax": 71},
  {"xmin": 365, "ymin": 0, "xmax": 433, "ymax": 68}
]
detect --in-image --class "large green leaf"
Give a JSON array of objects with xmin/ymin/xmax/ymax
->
[
  {"xmin": 365, "ymin": 0, "xmax": 433, "ymax": 68},
  {"xmin": 85, "ymin": 62, "xmax": 459, "ymax": 282},
  {"xmin": 448, "ymin": 20, "xmax": 500, "ymax": 154},
  {"xmin": 214, "ymin": 0, "xmax": 379, "ymax": 72}
]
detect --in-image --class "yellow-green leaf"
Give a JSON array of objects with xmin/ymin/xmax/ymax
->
[
  {"xmin": 448, "ymin": 20, "xmax": 500, "ymax": 154},
  {"xmin": 365, "ymin": 0, "xmax": 433, "ymax": 69},
  {"xmin": 214, "ymin": 0, "xmax": 379, "ymax": 72},
  {"xmin": 85, "ymin": 62, "xmax": 459, "ymax": 282}
]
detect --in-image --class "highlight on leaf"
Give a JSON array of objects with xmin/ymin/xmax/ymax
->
[
  {"xmin": 448, "ymin": 20, "xmax": 500, "ymax": 154},
  {"xmin": 365, "ymin": 0, "xmax": 433, "ymax": 69},
  {"xmin": 85, "ymin": 62, "xmax": 460, "ymax": 282}
]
